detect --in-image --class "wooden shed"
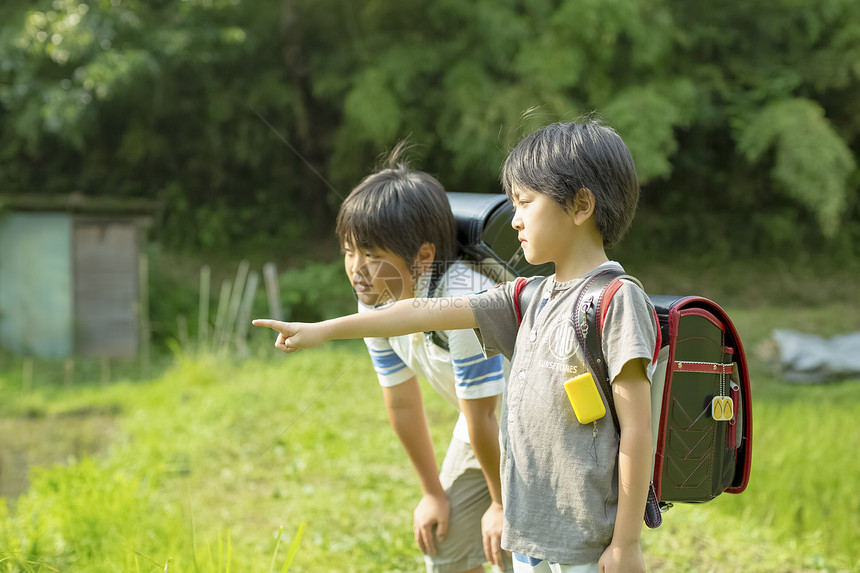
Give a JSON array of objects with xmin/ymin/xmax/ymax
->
[{"xmin": 0, "ymin": 194, "xmax": 158, "ymax": 358}]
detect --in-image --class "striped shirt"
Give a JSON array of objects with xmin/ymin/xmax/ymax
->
[{"xmin": 361, "ymin": 261, "xmax": 508, "ymax": 442}]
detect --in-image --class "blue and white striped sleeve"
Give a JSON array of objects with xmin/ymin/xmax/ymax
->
[
  {"xmin": 356, "ymin": 302, "xmax": 414, "ymax": 387},
  {"xmin": 363, "ymin": 337, "xmax": 414, "ymax": 387},
  {"xmin": 447, "ymin": 329, "xmax": 506, "ymax": 400}
]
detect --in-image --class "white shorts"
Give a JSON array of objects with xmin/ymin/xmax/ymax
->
[{"xmin": 512, "ymin": 554, "xmax": 598, "ymax": 573}]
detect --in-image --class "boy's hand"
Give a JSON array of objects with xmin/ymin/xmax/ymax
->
[
  {"xmin": 413, "ymin": 492, "xmax": 450, "ymax": 556},
  {"xmin": 598, "ymin": 539, "xmax": 646, "ymax": 573},
  {"xmin": 482, "ymin": 501, "xmax": 506, "ymax": 570},
  {"xmin": 251, "ymin": 319, "xmax": 329, "ymax": 353}
]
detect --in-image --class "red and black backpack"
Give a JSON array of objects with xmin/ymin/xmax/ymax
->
[{"xmin": 514, "ymin": 269, "xmax": 753, "ymax": 528}]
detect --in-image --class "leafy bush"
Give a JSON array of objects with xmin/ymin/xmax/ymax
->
[{"xmin": 278, "ymin": 259, "xmax": 356, "ymax": 323}]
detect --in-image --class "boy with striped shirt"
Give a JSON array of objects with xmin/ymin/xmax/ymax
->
[{"xmin": 334, "ymin": 146, "xmax": 512, "ymax": 573}]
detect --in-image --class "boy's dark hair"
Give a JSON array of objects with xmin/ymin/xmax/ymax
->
[
  {"xmin": 336, "ymin": 142, "xmax": 458, "ymax": 268},
  {"xmin": 501, "ymin": 120, "xmax": 640, "ymax": 247}
]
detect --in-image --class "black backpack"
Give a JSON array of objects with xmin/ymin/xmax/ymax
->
[
  {"xmin": 446, "ymin": 192, "xmax": 753, "ymax": 528},
  {"xmin": 447, "ymin": 192, "xmax": 554, "ymax": 282}
]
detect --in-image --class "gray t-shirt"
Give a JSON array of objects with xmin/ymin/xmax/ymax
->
[{"xmin": 467, "ymin": 262, "xmax": 658, "ymax": 565}]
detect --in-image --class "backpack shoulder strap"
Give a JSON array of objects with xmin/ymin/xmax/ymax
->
[
  {"xmin": 574, "ymin": 270, "xmax": 644, "ymax": 430},
  {"xmin": 514, "ymin": 276, "xmax": 547, "ymax": 327},
  {"xmin": 426, "ymin": 265, "xmax": 453, "ymax": 351},
  {"xmin": 573, "ymin": 269, "xmax": 627, "ymax": 433}
]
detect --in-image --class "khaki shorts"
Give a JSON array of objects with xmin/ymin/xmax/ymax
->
[{"xmin": 424, "ymin": 437, "xmax": 513, "ymax": 573}]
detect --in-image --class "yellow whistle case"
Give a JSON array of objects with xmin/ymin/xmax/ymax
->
[{"xmin": 564, "ymin": 372, "xmax": 606, "ymax": 424}]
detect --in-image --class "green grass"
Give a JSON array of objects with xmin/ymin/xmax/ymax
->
[
  {"xmin": 1, "ymin": 303, "xmax": 859, "ymax": 571},
  {"xmin": 0, "ymin": 343, "xmax": 448, "ymax": 572}
]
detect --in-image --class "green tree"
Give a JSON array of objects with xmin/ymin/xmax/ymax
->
[
  {"xmin": 298, "ymin": 0, "xmax": 859, "ymax": 253},
  {"xmin": 0, "ymin": 0, "xmax": 333, "ymax": 252},
  {"xmin": 1, "ymin": 0, "xmax": 858, "ymax": 256}
]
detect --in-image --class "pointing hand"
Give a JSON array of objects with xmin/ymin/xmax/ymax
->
[{"xmin": 251, "ymin": 319, "xmax": 329, "ymax": 353}]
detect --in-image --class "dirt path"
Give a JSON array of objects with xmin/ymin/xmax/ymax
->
[{"xmin": 0, "ymin": 413, "xmax": 118, "ymax": 506}]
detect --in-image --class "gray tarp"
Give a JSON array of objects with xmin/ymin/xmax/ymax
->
[{"xmin": 772, "ymin": 329, "xmax": 860, "ymax": 384}]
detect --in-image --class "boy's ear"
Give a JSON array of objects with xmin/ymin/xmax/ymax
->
[
  {"xmin": 413, "ymin": 242, "xmax": 436, "ymax": 274},
  {"xmin": 572, "ymin": 188, "xmax": 596, "ymax": 226}
]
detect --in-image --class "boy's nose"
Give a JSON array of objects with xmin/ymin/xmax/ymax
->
[
  {"xmin": 511, "ymin": 210, "xmax": 524, "ymax": 230},
  {"xmin": 348, "ymin": 253, "xmax": 366, "ymax": 275}
]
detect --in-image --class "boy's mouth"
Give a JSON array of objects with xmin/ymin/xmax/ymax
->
[{"xmin": 352, "ymin": 279, "xmax": 372, "ymax": 293}]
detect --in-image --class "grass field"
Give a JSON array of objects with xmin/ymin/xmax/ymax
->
[{"xmin": 1, "ymin": 296, "xmax": 859, "ymax": 571}]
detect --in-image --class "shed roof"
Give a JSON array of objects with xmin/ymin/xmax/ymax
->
[{"xmin": 0, "ymin": 193, "xmax": 161, "ymax": 217}]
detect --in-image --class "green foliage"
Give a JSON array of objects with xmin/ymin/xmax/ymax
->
[
  {"xmin": 0, "ymin": 454, "xmax": 306, "ymax": 572},
  {"xmin": 342, "ymin": 68, "xmax": 403, "ymax": 147},
  {"xmin": 145, "ymin": 247, "xmax": 203, "ymax": 348},
  {"xmin": 0, "ymin": 0, "xmax": 858, "ymax": 255},
  {"xmin": 742, "ymin": 385, "xmax": 860, "ymax": 564},
  {"xmin": 737, "ymin": 98, "xmax": 856, "ymax": 236},
  {"xmin": 278, "ymin": 259, "xmax": 356, "ymax": 323},
  {"xmin": 0, "ymin": 0, "xmax": 324, "ymax": 252},
  {"xmin": 15, "ymin": 459, "xmax": 175, "ymax": 567},
  {"xmin": 602, "ymin": 80, "xmax": 698, "ymax": 183},
  {"xmin": 138, "ymin": 248, "xmax": 352, "ymax": 353}
]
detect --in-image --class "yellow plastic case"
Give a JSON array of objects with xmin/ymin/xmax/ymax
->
[{"xmin": 564, "ymin": 372, "xmax": 606, "ymax": 424}]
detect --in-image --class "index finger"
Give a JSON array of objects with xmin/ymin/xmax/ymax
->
[{"xmin": 252, "ymin": 318, "xmax": 280, "ymax": 330}]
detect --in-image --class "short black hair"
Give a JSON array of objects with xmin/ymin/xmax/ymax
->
[
  {"xmin": 336, "ymin": 142, "xmax": 458, "ymax": 266},
  {"xmin": 501, "ymin": 120, "xmax": 640, "ymax": 247}
]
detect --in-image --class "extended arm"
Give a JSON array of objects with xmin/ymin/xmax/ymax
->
[
  {"xmin": 253, "ymin": 296, "xmax": 477, "ymax": 353},
  {"xmin": 599, "ymin": 359, "xmax": 651, "ymax": 573}
]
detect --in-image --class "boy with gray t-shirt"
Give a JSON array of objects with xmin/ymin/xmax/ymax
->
[
  {"xmin": 467, "ymin": 262, "xmax": 657, "ymax": 569},
  {"xmin": 254, "ymin": 120, "xmax": 659, "ymax": 573}
]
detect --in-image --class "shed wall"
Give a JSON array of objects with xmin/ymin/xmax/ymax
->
[
  {"xmin": 0, "ymin": 213, "xmax": 73, "ymax": 357},
  {"xmin": 73, "ymin": 217, "xmax": 139, "ymax": 357}
]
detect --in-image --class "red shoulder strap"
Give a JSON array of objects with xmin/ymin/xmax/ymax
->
[
  {"xmin": 599, "ymin": 279, "xmax": 625, "ymax": 328},
  {"xmin": 513, "ymin": 277, "xmax": 529, "ymax": 326},
  {"xmin": 598, "ymin": 278, "xmax": 662, "ymax": 365},
  {"xmin": 651, "ymin": 307, "xmax": 662, "ymax": 364}
]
